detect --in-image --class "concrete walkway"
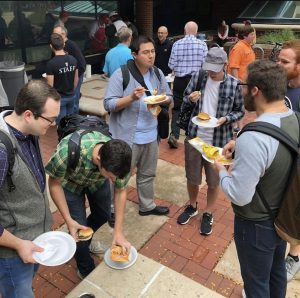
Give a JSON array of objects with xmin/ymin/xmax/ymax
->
[{"xmin": 34, "ymin": 78, "xmax": 300, "ymax": 297}]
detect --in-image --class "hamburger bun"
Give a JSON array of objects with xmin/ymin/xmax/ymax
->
[
  {"xmin": 145, "ymin": 94, "xmax": 167, "ymax": 104},
  {"xmin": 77, "ymin": 227, "xmax": 94, "ymax": 241},
  {"xmin": 197, "ymin": 112, "xmax": 210, "ymax": 122},
  {"xmin": 111, "ymin": 245, "xmax": 129, "ymax": 262}
]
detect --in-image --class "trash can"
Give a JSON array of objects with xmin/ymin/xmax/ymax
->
[{"xmin": 0, "ymin": 61, "xmax": 25, "ymax": 107}]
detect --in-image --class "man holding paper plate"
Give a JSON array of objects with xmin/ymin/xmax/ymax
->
[
  {"xmin": 177, "ymin": 47, "xmax": 244, "ymax": 236},
  {"xmin": 0, "ymin": 81, "xmax": 60, "ymax": 297}
]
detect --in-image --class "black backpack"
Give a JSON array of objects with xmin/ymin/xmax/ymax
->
[
  {"xmin": 238, "ymin": 113, "xmax": 300, "ymax": 244},
  {"xmin": 57, "ymin": 114, "xmax": 111, "ymax": 171}
]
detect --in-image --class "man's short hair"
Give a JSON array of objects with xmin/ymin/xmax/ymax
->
[
  {"xmin": 14, "ymin": 80, "xmax": 60, "ymax": 116},
  {"xmin": 99, "ymin": 139, "xmax": 132, "ymax": 179},
  {"xmin": 130, "ymin": 35, "xmax": 155, "ymax": 54},
  {"xmin": 53, "ymin": 24, "xmax": 68, "ymax": 36},
  {"xmin": 117, "ymin": 27, "xmax": 132, "ymax": 43},
  {"xmin": 247, "ymin": 60, "xmax": 287, "ymax": 102},
  {"xmin": 282, "ymin": 39, "xmax": 300, "ymax": 64},
  {"xmin": 50, "ymin": 33, "xmax": 64, "ymax": 50},
  {"xmin": 238, "ymin": 25, "xmax": 255, "ymax": 40}
]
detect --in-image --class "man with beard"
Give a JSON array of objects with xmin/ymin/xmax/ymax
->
[
  {"xmin": 277, "ymin": 39, "xmax": 300, "ymax": 281},
  {"xmin": 214, "ymin": 60, "xmax": 298, "ymax": 298}
]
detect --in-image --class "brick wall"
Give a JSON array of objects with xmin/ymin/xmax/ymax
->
[{"xmin": 136, "ymin": 0, "xmax": 153, "ymax": 37}]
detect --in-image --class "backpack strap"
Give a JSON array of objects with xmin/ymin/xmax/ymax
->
[
  {"xmin": 122, "ymin": 59, "xmax": 161, "ymax": 94},
  {"xmin": 238, "ymin": 119, "xmax": 299, "ymax": 154},
  {"xmin": 195, "ymin": 69, "xmax": 206, "ymax": 91},
  {"xmin": 121, "ymin": 64, "xmax": 130, "ymax": 91},
  {"xmin": 67, "ymin": 129, "xmax": 93, "ymax": 171},
  {"xmin": 0, "ymin": 130, "xmax": 16, "ymax": 192}
]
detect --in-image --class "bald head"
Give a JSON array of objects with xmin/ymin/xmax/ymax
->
[
  {"xmin": 184, "ymin": 21, "xmax": 198, "ymax": 36},
  {"xmin": 157, "ymin": 26, "xmax": 168, "ymax": 43}
]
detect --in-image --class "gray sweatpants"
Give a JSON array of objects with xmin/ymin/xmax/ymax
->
[{"xmin": 131, "ymin": 140, "xmax": 159, "ymax": 212}]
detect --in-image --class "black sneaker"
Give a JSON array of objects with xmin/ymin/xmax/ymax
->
[
  {"xmin": 177, "ymin": 203, "xmax": 198, "ymax": 225},
  {"xmin": 200, "ymin": 212, "xmax": 213, "ymax": 235},
  {"xmin": 168, "ymin": 134, "xmax": 178, "ymax": 149}
]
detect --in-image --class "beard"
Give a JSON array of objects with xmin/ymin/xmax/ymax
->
[{"xmin": 244, "ymin": 91, "xmax": 256, "ymax": 112}]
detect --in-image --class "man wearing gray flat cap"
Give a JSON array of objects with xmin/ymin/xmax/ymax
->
[{"xmin": 177, "ymin": 46, "xmax": 245, "ymax": 236}]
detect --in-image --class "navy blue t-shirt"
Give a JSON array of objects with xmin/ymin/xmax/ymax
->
[{"xmin": 285, "ymin": 85, "xmax": 300, "ymax": 112}]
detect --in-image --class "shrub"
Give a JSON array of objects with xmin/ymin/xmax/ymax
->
[{"xmin": 257, "ymin": 29, "xmax": 296, "ymax": 44}]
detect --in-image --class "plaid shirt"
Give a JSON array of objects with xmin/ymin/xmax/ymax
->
[
  {"xmin": 185, "ymin": 71, "xmax": 244, "ymax": 147},
  {"xmin": 45, "ymin": 131, "xmax": 130, "ymax": 194},
  {"xmin": 168, "ymin": 35, "xmax": 208, "ymax": 77}
]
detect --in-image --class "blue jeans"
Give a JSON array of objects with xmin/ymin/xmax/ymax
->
[
  {"xmin": 64, "ymin": 179, "xmax": 111, "ymax": 276},
  {"xmin": 0, "ymin": 256, "xmax": 39, "ymax": 298},
  {"xmin": 234, "ymin": 216, "xmax": 287, "ymax": 298},
  {"xmin": 73, "ymin": 74, "xmax": 84, "ymax": 114},
  {"xmin": 57, "ymin": 93, "xmax": 76, "ymax": 124}
]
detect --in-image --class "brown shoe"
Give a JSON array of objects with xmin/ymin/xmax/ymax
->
[{"xmin": 168, "ymin": 134, "xmax": 178, "ymax": 149}]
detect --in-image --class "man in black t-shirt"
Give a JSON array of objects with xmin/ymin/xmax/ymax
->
[
  {"xmin": 155, "ymin": 26, "xmax": 173, "ymax": 76},
  {"xmin": 53, "ymin": 25, "xmax": 86, "ymax": 114},
  {"xmin": 46, "ymin": 33, "xmax": 78, "ymax": 122}
]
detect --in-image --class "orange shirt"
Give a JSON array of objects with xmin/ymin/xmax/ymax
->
[{"xmin": 228, "ymin": 40, "xmax": 255, "ymax": 81}]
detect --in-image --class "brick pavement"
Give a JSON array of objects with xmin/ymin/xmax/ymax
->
[{"xmin": 33, "ymin": 111, "xmax": 256, "ymax": 297}]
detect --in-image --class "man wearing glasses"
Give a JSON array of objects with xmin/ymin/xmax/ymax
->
[
  {"xmin": 0, "ymin": 80, "xmax": 60, "ymax": 297},
  {"xmin": 215, "ymin": 60, "xmax": 297, "ymax": 297}
]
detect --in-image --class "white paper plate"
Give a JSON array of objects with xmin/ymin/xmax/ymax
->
[
  {"xmin": 189, "ymin": 138, "xmax": 233, "ymax": 166},
  {"xmin": 42, "ymin": 73, "xmax": 46, "ymax": 78},
  {"xmin": 104, "ymin": 246, "xmax": 138, "ymax": 270},
  {"xmin": 32, "ymin": 231, "xmax": 76, "ymax": 266},
  {"xmin": 144, "ymin": 96, "xmax": 168, "ymax": 105},
  {"xmin": 191, "ymin": 116, "xmax": 219, "ymax": 128}
]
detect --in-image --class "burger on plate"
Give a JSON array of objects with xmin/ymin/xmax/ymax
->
[
  {"xmin": 197, "ymin": 112, "xmax": 211, "ymax": 122},
  {"xmin": 77, "ymin": 227, "xmax": 94, "ymax": 241},
  {"xmin": 111, "ymin": 245, "xmax": 129, "ymax": 262}
]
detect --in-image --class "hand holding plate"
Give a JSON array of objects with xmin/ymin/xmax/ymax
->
[
  {"xmin": 19, "ymin": 239, "xmax": 44, "ymax": 263},
  {"xmin": 222, "ymin": 140, "xmax": 236, "ymax": 159}
]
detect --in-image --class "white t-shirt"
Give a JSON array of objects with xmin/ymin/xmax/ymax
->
[{"xmin": 197, "ymin": 76, "xmax": 221, "ymax": 144}]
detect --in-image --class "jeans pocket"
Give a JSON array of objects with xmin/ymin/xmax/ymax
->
[{"xmin": 255, "ymin": 223, "xmax": 279, "ymax": 252}]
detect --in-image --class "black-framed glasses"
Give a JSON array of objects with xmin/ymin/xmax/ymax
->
[
  {"xmin": 237, "ymin": 82, "xmax": 249, "ymax": 86},
  {"xmin": 34, "ymin": 114, "xmax": 56, "ymax": 125}
]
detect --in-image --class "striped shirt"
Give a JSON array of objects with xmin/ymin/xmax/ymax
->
[
  {"xmin": 45, "ymin": 131, "xmax": 130, "ymax": 194},
  {"xmin": 168, "ymin": 35, "xmax": 208, "ymax": 77},
  {"xmin": 184, "ymin": 71, "xmax": 245, "ymax": 147}
]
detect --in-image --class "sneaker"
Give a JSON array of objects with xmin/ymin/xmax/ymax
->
[
  {"xmin": 286, "ymin": 255, "xmax": 300, "ymax": 282},
  {"xmin": 89, "ymin": 240, "xmax": 108, "ymax": 254},
  {"xmin": 177, "ymin": 203, "xmax": 198, "ymax": 225},
  {"xmin": 200, "ymin": 212, "xmax": 213, "ymax": 235},
  {"xmin": 108, "ymin": 212, "xmax": 115, "ymax": 228},
  {"xmin": 168, "ymin": 134, "xmax": 178, "ymax": 149}
]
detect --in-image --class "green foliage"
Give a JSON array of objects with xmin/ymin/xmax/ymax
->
[{"xmin": 257, "ymin": 29, "xmax": 296, "ymax": 44}]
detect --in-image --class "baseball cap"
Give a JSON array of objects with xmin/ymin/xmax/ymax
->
[
  {"xmin": 109, "ymin": 11, "xmax": 118, "ymax": 18},
  {"xmin": 202, "ymin": 47, "xmax": 228, "ymax": 72}
]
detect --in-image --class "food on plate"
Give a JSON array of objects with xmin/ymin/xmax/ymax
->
[
  {"xmin": 144, "ymin": 94, "xmax": 167, "ymax": 104},
  {"xmin": 202, "ymin": 143, "xmax": 230, "ymax": 163},
  {"xmin": 202, "ymin": 144, "xmax": 219, "ymax": 159},
  {"xmin": 197, "ymin": 112, "xmax": 210, "ymax": 122},
  {"xmin": 77, "ymin": 227, "xmax": 94, "ymax": 241},
  {"xmin": 111, "ymin": 245, "xmax": 129, "ymax": 262}
]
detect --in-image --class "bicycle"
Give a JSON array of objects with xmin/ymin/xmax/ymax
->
[{"xmin": 269, "ymin": 42, "xmax": 283, "ymax": 62}]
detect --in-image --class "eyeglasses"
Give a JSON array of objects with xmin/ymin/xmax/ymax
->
[
  {"xmin": 237, "ymin": 82, "xmax": 249, "ymax": 86},
  {"xmin": 34, "ymin": 114, "xmax": 57, "ymax": 125}
]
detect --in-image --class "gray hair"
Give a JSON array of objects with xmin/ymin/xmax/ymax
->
[
  {"xmin": 117, "ymin": 27, "xmax": 132, "ymax": 43},
  {"xmin": 53, "ymin": 23, "xmax": 68, "ymax": 36}
]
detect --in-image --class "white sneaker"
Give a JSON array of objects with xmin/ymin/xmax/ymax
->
[
  {"xmin": 89, "ymin": 240, "xmax": 108, "ymax": 254},
  {"xmin": 286, "ymin": 255, "xmax": 300, "ymax": 282}
]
